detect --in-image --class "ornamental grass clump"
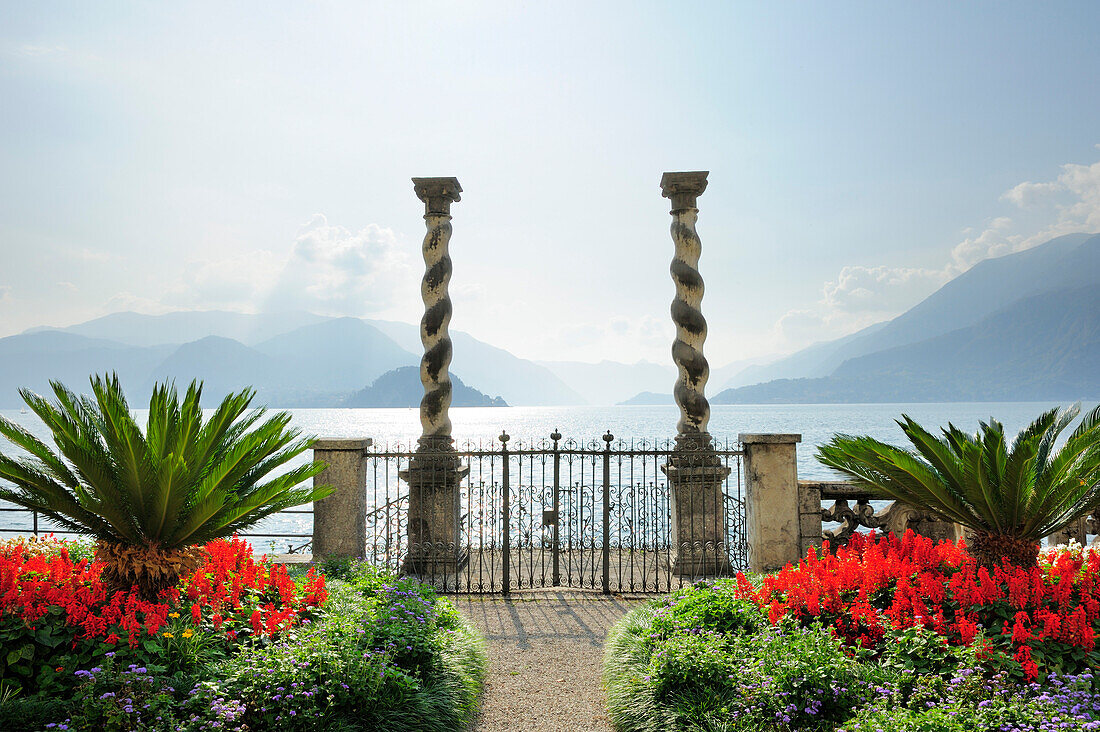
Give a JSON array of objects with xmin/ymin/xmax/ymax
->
[
  {"xmin": 816, "ymin": 405, "xmax": 1100, "ymax": 569},
  {"xmin": 0, "ymin": 374, "xmax": 332, "ymax": 598}
]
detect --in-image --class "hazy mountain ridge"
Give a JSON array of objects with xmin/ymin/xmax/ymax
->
[
  {"xmin": 618, "ymin": 391, "xmax": 673, "ymax": 406},
  {"xmin": 343, "ymin": 367, "xmax": 507, "ymax": 408},
  {"xmin": 536, "ymin": 359, "xmax": 675, "ymax": 405},
  {"xmin": 711, "ymin": 235, "xmax": 1100, "ymax": 404},
  {"xmin": 0, "ymin": 311, "xmax": 577, "ymax": 407},
  {"xmin": 723, "ymin": 233, "xmax": 1099, "ymax": 389}
]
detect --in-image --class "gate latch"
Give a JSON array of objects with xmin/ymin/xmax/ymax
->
[{"xmin": 542, "ymin": 509, "xmax": 558, "ymax": 526}]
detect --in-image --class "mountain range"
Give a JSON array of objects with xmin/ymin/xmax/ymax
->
[
  {"xmin": 0, "ymin": 311, "xmax": 665, "ymax": 407},
  {"xmin": 711, "ymin": 232, "xmax": 1100, "ymax": 403},
  {"xmin": 2, "ymin": 232, "xmax": 1096, "ymax": 407}
]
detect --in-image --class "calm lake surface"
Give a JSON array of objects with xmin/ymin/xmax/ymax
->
[{"xmin": 2, "ymin": 401, "xmax": 1093, "ymax": 546}]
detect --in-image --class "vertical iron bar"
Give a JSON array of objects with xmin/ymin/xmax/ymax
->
[
  {"xmin": 33, "ymin": 509, "xmax": 38, "ymax": 537},
  {"xmin": 501, "ymin": 432, "xmax": 511, "ymax": 595},
  {"xmin": 602, "ymin": 431, "xmax": 612, "ymax": 595},
  {"xmin": 552, "ymin": 430, "xmax": 561, "ymax": 586}
]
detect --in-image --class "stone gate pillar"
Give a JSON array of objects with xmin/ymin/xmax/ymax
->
[
  {"xmin": 741, "ymin": 433, "xmax": 802, "ymax": 573},
  {"xmin": 400, "ymin": 176, "xmax": 469, "ymax": 574},
  {"xmin": 659, "ymin": 171, "xmax": 731, "ymax": 576},
  {"xmin": 312, "ymin": 438, "xmax": 372, "ymax": 560}
]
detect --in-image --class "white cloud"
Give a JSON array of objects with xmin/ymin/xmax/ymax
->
[
  {"xmin": 162, "ymin": 250, "xmax": 284, "ymax": 311},
  {"xmin": 71, "ymin": 247, "xmax": 113, "ymax": 263},
  {"xmin": 145, "ymin": 214, "xmax": 418, "ymax": 319},
  {"xmin": 771, "ymin": 265, "xmax": 949, "ymax": 350},
  {"xmin": 823, "ymin": 265, "xmax": 950, "ymax": 313},
  {"xmin": 951, "ymin": 156, "xmax": 1100, "ymax": 272},
  {"xmin": 1001, "ymin": 181, "xmax": 1061, "ymax": 208},
  {"xmin": 264, "ymin": 215, "xmax": 415, "ymax": 317},
  {"xmin": 101, "ymin": 292, "xmax": 173, "ymax": 315},
  {"xmin": 546, "ymin": 315, "xmax": 673, "ymax": 362},
  {"xmin": 0, "ymin": 286, "xmax": 12, "ymax": 305},
  {"xmin": 948, "ymin": 217, "xmax": 1019, "ymax": 271},
  {"xmin": 56, "ymin": 281, "xmax": 77, "ymax": 293},
  {"xmin": 771, "ymin": 149, "xmax": 1100, "ymax": 353}
]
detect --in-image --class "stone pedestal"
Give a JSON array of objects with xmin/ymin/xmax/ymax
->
[
  {"xmin": 399, "ymin": 439, "xmax": 469, "ymax": 575},
  {"xmin": 740, "ymin": 433, "xmax": 802, "ymax": 573},
  {"xmin": 662, "ymin": 436, "xmax": 732, "ymax": 576},
  {"xmin": 312, "ymin": 438, "xmax": 372, "ymax": 560},
  {"xmin": 400, "ymin": 176, "xmax": 468, "ymax": 576}
]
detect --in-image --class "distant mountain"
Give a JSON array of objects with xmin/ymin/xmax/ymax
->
[
  {"xmin": 2, "ymin": 310, "xmax": 583, "ymax": 407},
  {"xmin": 343, "ymin": 367, "xmax": 507, "ymax": 407},
  {"xmin": 29, "ymin": 310, "xmax": 329, "ymax": 347},
  {"xmin": 722, "ymin": 323, "xmax": 891, "ymax": 387},
  {"xmin": 0, "ymin": 331, "xmax": 173, "ymax": 405},
  {"xmin": 536, "ymin": 360, "xmax": 674, "ymax": 405},
  {"xmin": 733, "ymin": 233, "xmax": 1098, "ymax": 386},
  {"xmin": 253, "ymin": 318, "xmax": 416, "ymax": 392},
  {"xmin": 618, "ymin": 391, "xmax": 673, "ymax": 406},
  {"xmin": 146, "ymin": 336, "xmax": 285, "ymax": 405},
  {"xmin": 370, "ymin": 320, "xmax": 584, "ymax": 405},
  {"xmin": 713, "ymin": 281, "xmax": 1100, "ymax": 404}
]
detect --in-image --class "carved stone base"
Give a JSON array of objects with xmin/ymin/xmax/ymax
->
[
  {"xmin": 399, "ymin": 440, "xmax": 469, "ymax": 576},
  {"xmin": 663, "ymin": 456, "xmax": 732, "ymax": 577},
  {"xmin": 402, "ymin": 545, "xmax": 469, "ymax": 575}
]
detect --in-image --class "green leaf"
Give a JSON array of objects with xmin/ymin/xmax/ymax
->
[{"xmin": 0, "ymin": 372, "xmax": 327, "ymax": 578}]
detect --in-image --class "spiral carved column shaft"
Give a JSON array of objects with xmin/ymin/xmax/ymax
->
[
  {"xmin": 402, "ymin": 177, "xmax": 468, "ymax": 577},
  {"xmin": 660, "ymin": 171, "xmax": 730, "ymax": 577},
  {"xmin": 419, "ymin": 210, "xmax": 453, "ymax": 440},
  {"xmin": 662, "ymin": 171, "xmax": 713, "ymax": 446}
]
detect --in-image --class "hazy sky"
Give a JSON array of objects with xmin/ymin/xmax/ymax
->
[{"xmin": 1, "ymin": 2, "xmax": 1099, "ymax": 366}]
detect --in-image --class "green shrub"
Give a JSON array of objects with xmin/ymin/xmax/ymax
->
[
  {"xmin": 206, "ymin": 576, "xmax": 486, "ymax": 731},
  {"xmin": 877, "ymin": 624, "xmax": 976, "ymax": 678},
  {"xmin": 14, "ymin": 560, "xmax": 487, "ymax": 731},
  {"xmin": 839, "ymin": 670, "xmax": 1100, "ymax": 731},
  {"xmin": 604, "ymin": 582, "xmax": 898, "ymax": 732}
]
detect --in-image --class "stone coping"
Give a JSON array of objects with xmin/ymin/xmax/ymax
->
[
  {"xmin": 313, "ymin": 437, "xmax": 373, "ymax": 450},
  {"xmin": 738, "ymin": 433, "xmax": 802, "ymax": 444}
]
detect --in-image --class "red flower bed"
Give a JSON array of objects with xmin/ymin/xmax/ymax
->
[
  {"xmin": 0, "ymin": 535, "xmax": 326, "ymax": 649},
  {"xmin": 735, "ymin": 531, "xmax": 1100, "ymax": 680}
]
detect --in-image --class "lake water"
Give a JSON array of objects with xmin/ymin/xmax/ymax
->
[{"xmin": 1, "ymin": 401, "xmax": 1092, "ymax": 547}]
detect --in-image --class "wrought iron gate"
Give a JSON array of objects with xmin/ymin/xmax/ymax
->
[{"xmin": 364, "ymin": 432, "xmax": 746, "ymax": 594}]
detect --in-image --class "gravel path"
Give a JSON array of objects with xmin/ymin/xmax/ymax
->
[{"xmin": 453, "ymin": 592, "xmax": 644, "ymax": 732}]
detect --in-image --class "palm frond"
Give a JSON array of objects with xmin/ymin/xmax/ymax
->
[
  {"xmin": 817, "ymin": 406, "xmax": 1100, "ymax": 550},
  {"xmin": 0, "ymin": 373, "xmax": 331, "ymax": 555}
]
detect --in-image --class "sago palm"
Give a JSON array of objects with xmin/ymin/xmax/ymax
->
[
  {"xmin": 0, "ymin": 374, "xmax": 332, "ymax": 597},
  {"xmin": 816, "ymin": 405, "xmax": 1100, "ymax": 568}
]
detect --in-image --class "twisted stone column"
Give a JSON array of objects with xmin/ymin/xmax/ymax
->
[
  {"xmin": 402, "ymin": 177, "xmax": 468, "ymax": 577},
  {"xmin": 660, "ymin": 171, "xmax": 730, "ymax": 576},
  {"xmin": 412, "ymin": 176, "xmax": 462, "ymax": 450},
  {"xmin": 663, "ymin": 171, "xmax": 713, "ymax": 448}
]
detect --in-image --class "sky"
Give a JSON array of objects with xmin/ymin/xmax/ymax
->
[{"xmin": 1, "ymin": 1, "xmax": 1099, "ymax": 368}]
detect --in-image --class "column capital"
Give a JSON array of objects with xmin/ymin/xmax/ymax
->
[
  {"xmin": 412, "ymin": 177, "xmax": 462, "ymax": 215},
  {"xmin": 661, "ymin": 171, "xmax": 709, "ymax": 211}
]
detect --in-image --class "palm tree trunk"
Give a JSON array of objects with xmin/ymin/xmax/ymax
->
[
  {"xmin": 95, "ymin": 541, "xmax": 206, "ymax": 599},
  {"xmin": 968, "ymin": 531, "xmax": 1039, "ymax": 569}
]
